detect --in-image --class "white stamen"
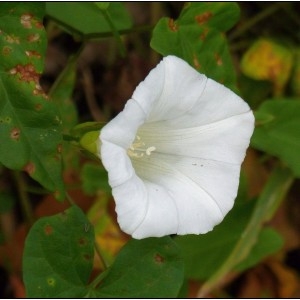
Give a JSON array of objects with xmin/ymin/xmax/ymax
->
[
  {"xmin": 146, "ymin": 146, "xmax": 156, "ymax": 155},
  {"xmin": 128, "ymin": 136, "xmax": 156, "ymax": 158}
]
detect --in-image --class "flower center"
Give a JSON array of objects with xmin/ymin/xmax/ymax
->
[{"xmin": 127, "ymin": 135, "xmax": 156, "ymax": 158}]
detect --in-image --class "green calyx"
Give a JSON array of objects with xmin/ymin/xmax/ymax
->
[{"xmin": 79, "ymin": 131, "xmax": 100, "ymax": 156}]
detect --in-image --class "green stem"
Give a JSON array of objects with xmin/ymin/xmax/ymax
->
[
  {"xmin": 197, "ymin": 167, "xmax": 294, "ymax": 297},
  {"xmin": 13, "ymin": 171, "xmax": 35, "ymax": 226},
  {"xmin": 66, "ymin": 192, "xmax": 75, "ymax": 206},
  {"xmin": 62, "ymin": 134, "xmax": 79, "ymax": 142},
  {"xmin": 89, "ymin": 268, "xmax": 110, "ymax": 290},
  {"xmin": 85, "ymin": 24, "xmax": 154, "ymax": 41},
  {"xmin": 100, "ymin": 9, "xmax": 126, "ymax": 57},
  {"xmin": 47, "ymin": 12, "xmax": 154, "ymax": 41},
  {"xmin": 48, "ymin": 43, "xmax": 85, "ymax": 98},
  {"xmin": 229, "ymin": 3, "xmax": 286, "ymax": 41}
]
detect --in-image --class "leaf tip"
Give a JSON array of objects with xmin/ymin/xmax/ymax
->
[
  {"xmin": 23, "ymin": 162, "xmax": 36, "ymax": 175},
  {"xmin": 168, "ymin": 18, "xmax": 178, "ymax": 32}
]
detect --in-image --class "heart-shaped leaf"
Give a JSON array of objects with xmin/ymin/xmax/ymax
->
[
  {"xmin": 94, "ymin": 237, "xmax": 184, "ymax": 298},
  {"xmin": 151, "ymin": 2, "xmax": 240, "ymax": 90},
  {"xmin": 23, "ymin": 205, "xmax": 95, "ymax": 297}
]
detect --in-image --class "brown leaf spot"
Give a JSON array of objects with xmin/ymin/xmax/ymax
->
[
  {"xmin": 33, "ymin": 82, "xmax": 47, "ymax": 98},
  {"xmin": 35, "ymin": 103, "xmax": 42, "ymax": 111},
  {"xmin": 195, "ymin": 11, "xmax": 213, "ymax": 25},
  {"xmin": 23, "ymin": 162, "xmax": 35, "ymax": 175},
  {"xmin": 33, "ymin": 88, "xmax": 47, "ymax": 98},
  {"xmin": 9, "ymin": 68, "xmax": 17, "ymax": 75},
  {"xmin": 57, "ymin": 144, "xmax": 63, "ymax": 154},
  {"xmin": 5, "ymin": 34, "xmax": 20, "ymax": 44},
  {"xmin": 20, "ymin": 13, "xmax": 32, "ymax": 29},
  {"xmin": 25, "ymin": 50, "xmax": 41, "ymax": 59},
  {"xmin": 200, "ymin": 28, "xmax": 209, "ymax": 41},
  {"xmin": 215, "ymin": 53, "xmax": 223, "ymax": 66},
  {"xmin": 2, "ymin": 46, "xmax": 12, "ymax": 56},
  {"xmin": 27, "ymin": 33, "xmax": 40, "ymax": 43},
  {"xmin": 78, "ymin": 237, "xmax": 87, "ymax": 246},
  {"xmin": 83, "ymin": 254, "xmax": 92, "ymax": 261},
  {"xmin": 10, "ymin": 127, "xmax": 20, "ymax": 140},
  {"xmin": 10, "ymin": 63, "xmax": 40, "ymax": 84},
  {"xmin": 44, "ymin": 224, "xmax": 53, "ymax": 235},
  {"xmin": 154, "ymin": 253, "xmax": 164, "ymax": 264},
  {"xmin": 168, "ymin": 18, "xmax": 178, "ymax": 32},
  {"xmin": 35, "ymin": 22, "xmax": 44, "ymax": 29}
]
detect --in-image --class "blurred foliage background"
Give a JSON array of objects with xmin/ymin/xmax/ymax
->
[{"xmin": 1, "ymin": 2, "xmax": 300, "ymax": 298}]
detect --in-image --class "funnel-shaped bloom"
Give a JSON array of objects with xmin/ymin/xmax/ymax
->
[{"xmin": 99, "ymin": 56, "xmax": 254, "ymax": 239}]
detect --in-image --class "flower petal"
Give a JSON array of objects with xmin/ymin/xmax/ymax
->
[
  {"xmin": 100, "ymin": 99, "xmax": 146, "ymax": 187},
  {"xmin": 131, "ymin": 156, "xmax": 226, "ymax": 238},
  {"xmin": 99, "ymin": 55, "xmax": 255, "ymax": 239},
  {"xmin": 138, "ymin": 111, "xmax": 254, "ymax": 164},
  {"xmin": 132, "ymin": 56, "xmax": 208, "ymax": 121},
  {"xmin": 131, "ymin": 56, "xmax": 251, "ymax": 126}
]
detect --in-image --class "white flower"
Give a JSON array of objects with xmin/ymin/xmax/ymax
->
[{"xmin": 99, "ymin": 55, "xmax": 254, "ymax": 239}]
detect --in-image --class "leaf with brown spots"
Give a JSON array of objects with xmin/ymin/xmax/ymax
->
[
  {"xmin": 0, "ymin": 3, "xmax": 65, "ymax": 199},
  {"xmin": 151, "ymin": 2, "xmax": 240, "ymax": 90},
  {"xmin": 94, "ymin": 237, "xmax": 184, "ymax": 298},
  {"xmin": 23, "ymin": 205, "xmax": 95, "ymax": 297}
]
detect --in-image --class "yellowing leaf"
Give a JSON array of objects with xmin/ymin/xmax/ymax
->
[
  {"xmin": 87, "ymin": 195, "xmax": 127, "ymax": 268},
  {"xmin": 241, "ymin": 39, "xmax": 293, "ymax": 96}
]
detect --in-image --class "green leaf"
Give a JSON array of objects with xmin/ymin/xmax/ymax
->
[
  {"xmin": 23, "ymin": 205, "xmax": 95, "ymax": 297},
  {"xmin": 0, "ymin": 3, "xmax": 65, "ymax": 199},
  {"xmin": 238, "ymin": 74, "xmax": 272, "ymax": 109},
  {"xmin": 94, "ymin": 237, "xmax": 184, "ymax": 298},
  {"xmin": 235, "ymin": 227, "xmax": 284, "ymax": 272},
  {"xmin": 251, "ymin": 100, "xmax": 300, "ymax": 177},
  {"xmin": 151, "ymin": 2, "xmax": 240, "ymax": 90},
  {"xmin": 81, "ymin": 163, "xmax": 110, "ymax": 195},
  {"xmin": 46, "ymin": 2, "xmax": 132, "ymax": 38}
]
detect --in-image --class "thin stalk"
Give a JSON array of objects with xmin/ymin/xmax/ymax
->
[
  {"xmin": 62, "ymin": 134, "xmax": 79, "ymax": 142},
  {"xmin": 48, "ymin": 43, "xmax": 85, "ymax": 98},
  {"xmin": 99, "ymin": 9, "xmax": 126, "ymax": 57},
  {"xmin": 47, "ymin": 12, "xmax": 154, "ymax": 41},
  {"xmin": 84, "ymin": 24, "xmax": 154, "ymax": 41},
  {"xmin": 66, "ymin": 192, "xmax": 75, "ymax": 206},
  {"xmin": 229, "ymin": 3, "xmax": 286, "ymax": 41},
  {"xmin": 89, "ymin": 268, "xmax": 110, "ymax": 290}
]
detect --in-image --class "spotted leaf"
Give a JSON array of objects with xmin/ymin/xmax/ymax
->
[{"xmin": 0, "ymin": 3, "xmax": 65, "ymax": 199}]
